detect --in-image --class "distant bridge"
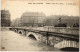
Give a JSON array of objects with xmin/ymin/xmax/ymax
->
[{"xmin": 9, "ymin": 27, "xmax": 79, "ymax": 51}]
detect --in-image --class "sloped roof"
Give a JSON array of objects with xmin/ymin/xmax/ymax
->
[{"xmin": 21, "ymin": 12, "xmax": 45, "ymax": 17}]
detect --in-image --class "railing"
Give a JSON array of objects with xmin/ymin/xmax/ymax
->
[{"xmin": 10, "ymin": 27, "xmax": 79, "ymax": 35}]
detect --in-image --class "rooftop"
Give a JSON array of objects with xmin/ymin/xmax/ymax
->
[{"xmin": 21, "ymin": 12, "xmax": 46, "ymax": 17}]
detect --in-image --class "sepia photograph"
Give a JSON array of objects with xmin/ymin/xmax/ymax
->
[{"xmin": 0, "ymin": 0, "xmax": 80, "ymax": 52}]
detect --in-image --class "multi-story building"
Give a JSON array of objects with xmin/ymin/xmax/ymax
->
[
  {"xmin": 21, "ymin": 12, "xmax": 45, "ymax": 27},
  {"xmin": 1, "ymin": 9, "xmax": 11, "ymax": 27},
  {"xmin": 45, "ymin": 15, "xmax": 79, "ymax": 27},
  {"xmin": 11, "ymin": 18, "xmax": 21, "ymax": 27}
]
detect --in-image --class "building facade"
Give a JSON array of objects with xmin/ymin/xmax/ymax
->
[
  {"xmin": 21, "ymin": 12, "xmax": 45, "ymax": 27},
  {"xmin": 1, "ymin": 10, "xmax": 11, "ymax": 27},
  {"xmin": 45, "ymin": 15, "xmax": 79, "ymax": 27}
]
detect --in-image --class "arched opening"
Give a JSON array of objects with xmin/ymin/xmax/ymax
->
[
  {"xmin": 28, "ymin": 34, "xmax": 37, "ymax": 40},
  {"xmin": 15, "ymin": 30, "xmax": 17, "ymax": 32},
  {"xmin": 14, "ymin": 29, "xmax": 18, "ymax": 32},
  {"xmin": 19, "ymin": 31, "xmax": 22, "ymax": 34},
  {"xmin": 60, "ymin": 47, "xmax": 79, "ymax": 51}
]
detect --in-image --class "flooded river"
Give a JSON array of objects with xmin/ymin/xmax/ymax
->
[{"xmin": 1, "ymin": 30, "xmax": 62, "ymax": 51}]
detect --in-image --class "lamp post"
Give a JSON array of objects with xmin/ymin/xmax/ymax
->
[
  {"xmin": 58, "ymin": 17, "xmax": 61, "ymax": 24},
  {"xmin": 46, "ymin": 18, "xmax": 49, "ymax": 45}
]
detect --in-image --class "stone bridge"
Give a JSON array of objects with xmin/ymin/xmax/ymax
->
[{"xmin": 9, "ymin": 27, "xmax": 79, "ymax": 50}]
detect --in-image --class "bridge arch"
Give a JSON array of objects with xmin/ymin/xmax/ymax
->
[
  {"xmin": 18, "ymin": 30, "xmax": 24, "ymax": 35},
  {"xmin": 54, "ymin": 40, "xmax": 79, "ymax": 50},
  {"xmin": 14, "ymin": 29, "xmax": 18, "ymax": 32},
  {"xmin": 60, "ymin": 47, "xmax": 79, "ymax": 51},
  {"xmin": 27, "ymin": 32, "xmax": 42, "ymax": 40}
]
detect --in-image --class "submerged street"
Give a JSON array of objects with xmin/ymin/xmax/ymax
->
[{"xmin": 1, "ymin": 30, "xmax": 61, "ymax": 51}]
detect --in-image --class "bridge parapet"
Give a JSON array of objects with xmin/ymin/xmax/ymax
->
[{"xmin": 10, "ymin": 27, "xmax": 79, "ymax": 35}]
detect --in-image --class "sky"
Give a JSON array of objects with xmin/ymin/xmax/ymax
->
[{"xmin": 1, "ymin": 0, "xmax": 80, "ymax": 21}]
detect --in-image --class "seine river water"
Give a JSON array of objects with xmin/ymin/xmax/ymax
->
[{"xmin": 1, "ymin": 29, "xmax": 62, "ymax": 51}]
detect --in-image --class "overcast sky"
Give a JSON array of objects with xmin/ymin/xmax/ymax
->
[{"xmin": 1, "ymin": 0, "xmax": 80, "ymax": 21}]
